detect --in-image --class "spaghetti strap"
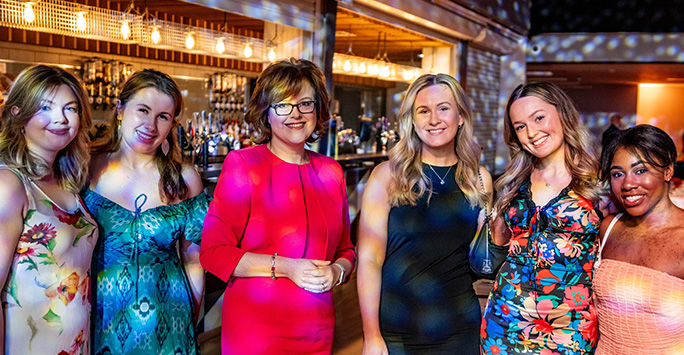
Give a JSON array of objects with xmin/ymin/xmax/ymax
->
[{"xmin": 595, "ymin": 212, "xmax": 623, "ymax": 268}]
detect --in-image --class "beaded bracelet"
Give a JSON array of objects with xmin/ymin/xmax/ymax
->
[{"xmin": 270, "ymin": 253, "xmax": 278, "ymax": 280}]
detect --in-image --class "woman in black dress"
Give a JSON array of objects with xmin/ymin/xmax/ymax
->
[{"xmin": 357, "ymin": 73, "xmax": 493, "ymax": 354}]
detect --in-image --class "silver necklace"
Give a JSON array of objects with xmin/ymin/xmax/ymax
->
[{"xmin": 427, "ymin": 164, "xmax": 452, "ymax": 185}]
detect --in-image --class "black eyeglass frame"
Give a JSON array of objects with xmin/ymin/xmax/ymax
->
[{"xmin": 269, "ymin": 100, "xmax": 318, "ymax": 116}]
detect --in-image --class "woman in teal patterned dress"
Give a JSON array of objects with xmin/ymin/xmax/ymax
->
[
  {"xmin": 84, "ymin": 69, "xmax": 209, "ymax": 355},
  {"xmin": 480, "ymin": 82, "xmax": 602, "ymax": 354}
]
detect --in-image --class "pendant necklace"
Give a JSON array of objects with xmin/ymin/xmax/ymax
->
[{"xmin": 427, "ymin": 164, "xmax": 452, "ymax": 185}]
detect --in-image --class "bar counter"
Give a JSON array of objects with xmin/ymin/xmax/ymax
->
[{"xmin": 196, "ymin": 151, "xmax": 388, "ymax": 182}]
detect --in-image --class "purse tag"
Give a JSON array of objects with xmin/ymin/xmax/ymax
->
[{"xmin": 481, "ymin": 259, "xmax": 492, "ymax": 273}]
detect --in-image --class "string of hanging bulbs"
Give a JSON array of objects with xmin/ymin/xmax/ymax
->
[
  {"xmin": 333, "ymin": 30, "xmax": 423, "ymax": 83},
  {"xmin": 0, "ymin": 0, "xmax": 279, "ymax": 63}
]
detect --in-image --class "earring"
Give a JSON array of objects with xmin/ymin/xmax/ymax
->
[{"xmin": 161, "ymin": 139, "xmax": 170, "ymax": 156}]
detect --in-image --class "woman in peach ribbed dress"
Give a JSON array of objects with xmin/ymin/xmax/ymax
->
[{"xmin": 595, "ymin": 124, "xmax": 684, "ymax": 355}]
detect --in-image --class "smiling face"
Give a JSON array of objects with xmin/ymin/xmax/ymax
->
[
  {"xmin": 509, "ymin": 96, "xmax": 566, "ymax": 162},
  {"xmin": 118, "ymin": 87, "xmax": 175, "ymax": 156},
  {"xmin": 22, "ymin": 84, "xmax": 80, "ymax": 162},
  {"xmin": 413, "ymin": 84, "xmax": 462, "ymax": 157},
  {"xmin": 609, "ymin": 147, "xmax": 673, "ymax": 217},
  {"xmin": 267, "ymin": 81, "xmax": 317, "ymax": 151}
]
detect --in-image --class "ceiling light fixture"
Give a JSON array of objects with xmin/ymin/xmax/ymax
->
[
  {"xmin": 120, "ymin": 20, "xmax": 131, "ymax": 40},
  {"xmin": 244, "ymin": 42, "xmax": 252, "ymax": 58},
  {"xmin": 216, "ymin": 37, "xmax": 225, "ymax": 54},
  {"xmin": 75, "ymin": 11, "xmax": 86, "ymax": 32},
  {"xmin": 24, "ymin": 2, "xmax": 35, "ymax": 23},
  {"xmin": 185, "ymin": 31, "xmax": 195, "ymax": 49}
]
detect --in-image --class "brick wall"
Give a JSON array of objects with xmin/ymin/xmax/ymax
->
[{"xmin": 466, "ymin": 46, "xmax": 500, "ymax": 173}]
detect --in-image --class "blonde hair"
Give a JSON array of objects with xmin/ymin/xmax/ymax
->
[
  {"xmin": 387, "ymin": 73, "xmax": 486, "ymax": 208},
  {"xmin": 494, "ymin": 81, "xmax": 600, "ymax": 214},
  {"xmin": 0, "ymin": 64, "xmax": 92, "ymax": 193}
]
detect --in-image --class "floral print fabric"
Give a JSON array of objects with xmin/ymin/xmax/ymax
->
[
  {"xmin": 480, "ymin": 178, "xmax": 600, "ymax": 355},
  {"xmin": 84, "ymin": 189, "xmax": 209, "ymax": 355},
  {"xmin": 1, "ymin": 167, "xmax": 98, "ymax": 355}
]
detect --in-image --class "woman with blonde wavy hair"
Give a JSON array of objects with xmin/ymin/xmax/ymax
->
[
  {"xmin": 357, "ymin": 73, "xmax": 492, "ymax": 354},
  {"xmin": 480, "ymin": 81, "xmax": 601, "ymax": 355},
  {"xmin": 0, "ymin": 64, "xmax": 97, "ymax": 354}
]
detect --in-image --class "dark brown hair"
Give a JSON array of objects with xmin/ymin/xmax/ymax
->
[
  {"xmin": 599, "ymin": 124, "xmax": 677, "ymax": 182},
  {"xmin": 92, "ymin": 69, "xmax": 187, "ymax": 203},
  {"xmin": 244, "ymin": 58, "xmax": 330, "ymax": 144}
]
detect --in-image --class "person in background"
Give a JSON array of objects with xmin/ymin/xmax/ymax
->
[
  {"xmin": 0, "ymin": 64, "xmax": 97, "ymax": 354},
  {"xmin": 594, "ymin": 124, "xmax": 684, "ymax": 354},
  {"xmin": 200, "ymin": 58, "xmax": 356, "ymax": 354},
  {"xmin": 357, "ymin": 73, "xmax": 492, "ymax": 354},
  {"xmin": 84, "ymin": 69, "xmax": 208, "ymax": 354},
  {"xmin": 480, "ymin": 81, "xmax": 602, "ymax": 355},
  {"xmin": 601, "ymin": 113, "xmax": 623, "ymax": 148}
]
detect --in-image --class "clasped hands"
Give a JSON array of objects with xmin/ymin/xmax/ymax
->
[{"xmin": 287, "ymin": 258, "xmax": 338, "ymax": 294}]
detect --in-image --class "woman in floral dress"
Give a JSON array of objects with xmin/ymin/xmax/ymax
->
[
  {"xmin": 0, "ymin": 65, "xmax": 97, "ymax": 354},
  {"xmin": 85, "ymin": 69, "xmax": 208, "ymax": 354},
  {"xmin": 480, "ymin": 82, "xmax": 601, "ymax": 354}
]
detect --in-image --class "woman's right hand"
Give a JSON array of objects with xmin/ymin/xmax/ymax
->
[
  {"xmin": 362, "ymin": 334, "xmax": 389, "ymax": 355},
  {"xmin": 281, "ymin": 257, "xmax": 333, "ymax": 293}
]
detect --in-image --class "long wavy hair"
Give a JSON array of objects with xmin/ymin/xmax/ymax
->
[
  {"xmin": 91, "ymin": 69, "xmax": 187, "ymax": 204},
  {"xmin": 494, "ymin": 81, "xmax": 600, "ymax": 214},
  {"xmin": 387, "ymin": 73, "xmax": 486, "ymax": 208},
  {"xmin": 0, "ymin": 64, "xmax": 92, "ymax": 193},
  {"xmin": 245, "ymin": 58, "xmax": 329, "ymax": 144}
]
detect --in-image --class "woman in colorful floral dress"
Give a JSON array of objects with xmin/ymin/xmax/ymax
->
[
  {"xmin": 480, "ymin": 82, "xmax": 602, "ymax": 354},
  {"xmin": 0, "ymin": 65, "xmax": 97, "ymax": 354},
  {"xmin": 85, "ymin": 69, "xmax": 208, "ymax": 355}
]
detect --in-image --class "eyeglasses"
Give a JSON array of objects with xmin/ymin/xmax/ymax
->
[{"xmin": 269, "ymin": 100, "xmax": 317, "ymax": 116}]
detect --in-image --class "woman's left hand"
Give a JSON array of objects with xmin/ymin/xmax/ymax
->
[{"xmin": 301, "ymin": 259, "xmax": 337, "ymax": 293}]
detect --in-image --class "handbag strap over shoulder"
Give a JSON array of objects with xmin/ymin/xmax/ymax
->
[{"xmin": 477, "ymin": 168, "xmax": 490, "ymax": 222}]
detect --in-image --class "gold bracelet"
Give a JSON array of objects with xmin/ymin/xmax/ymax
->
[{"xmin": 270, "ymin": 253, "xmax": 278, "ymax": 280}]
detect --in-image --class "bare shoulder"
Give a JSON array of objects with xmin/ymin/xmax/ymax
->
[
  {"xmin": 363, "ymin": 161, "xmax": 391, "ymax": 203},
  {"xmin": 181, "ymin": 164, "xmax": 204, "ymax": 197},
  {"xmin": 369, "ymin": 160, "xmax": 392, "ymax": 182},
  {"xmin": 0, "ymin": 169, "xmax": 28, "ymax": 217},
  {"xmin": 598, "ymin": 214, "xmax": 619, "ymax": 239}
]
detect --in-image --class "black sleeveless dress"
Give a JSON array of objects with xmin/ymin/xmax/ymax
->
[{"xmin": 380, "ymin": 164, "xmax": 481, "ymax": 354}]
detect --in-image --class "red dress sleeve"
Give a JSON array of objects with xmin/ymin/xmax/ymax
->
[
  {"xmin": 326, "ymin": 158, "xmax": 356, "ymax": 275},
  {"xmin": 200, "ymin": 151, "xmax": 250, "ymax": 282}
]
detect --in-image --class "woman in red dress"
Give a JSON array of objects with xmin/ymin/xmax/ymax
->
[{"xmin": 200, "ymin": 58, "xmax": 356, "ymax": 354}]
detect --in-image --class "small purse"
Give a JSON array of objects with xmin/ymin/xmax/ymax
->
[{"xmin": 468, "ymin": 171, "xmax": 508, "ymax": 279}]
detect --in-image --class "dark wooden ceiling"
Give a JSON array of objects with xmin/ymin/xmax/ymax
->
[
  {"xmin": 102, "ymin": 1, "xmax": 446, "ymax": 64},
  {"xmin": 105, "ymin": 0, "xmax": 265, "ymax": 35},
  {"xmin": 334, "ymin": 8, "xmax": 449, "ymax": 64}
]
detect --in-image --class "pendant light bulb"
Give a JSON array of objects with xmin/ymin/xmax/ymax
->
[
  {"xmin": 403, "ymin": 68, "xmax": 414, "ymax": 81},
  {"xmin": 244, "ymin": 43, "xmax": 252, "ymax": 58},
  {"xmin": 120, "ymin": 20, "xmax": 131, "ymax": 40},
  {"xmin": 343, "ymin": 59, "xmax": 352, "ymax": 72},
  {"xmin": 76, "ymin": 12, "xmax": 86, "ymax": 32},
  {"xmin": 358, "ymin": 62, "xmax": 367, "ymax": 74},
  {"xmin": 24, "ymin": 2, "xmax": 35, "ymax": 24},
  {"xmin": 267, "ymin": 47, "xmax": 276, "ymax": 62},
  {"xmin": 216, "ymin": 37, "xmax": 225, "ymax": 54},
  {"xmin": 185, "ymin": 32, "xmax": 195, "ymax": 49},
  {"xmin": 380, "ymin": 64, "xmax": 391, "ymax": 78},
  {"xmin": 150, "ymin": 26, "xmax": 161, "ymax": 44},
  {"xmin": 370, "ymin": 63, "xmax": 380, "ymax": 76}
]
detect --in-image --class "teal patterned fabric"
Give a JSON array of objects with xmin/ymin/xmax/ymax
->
[{"xmin": 83, "ymin": 189, "xmax": 209, "ymax": 355}]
